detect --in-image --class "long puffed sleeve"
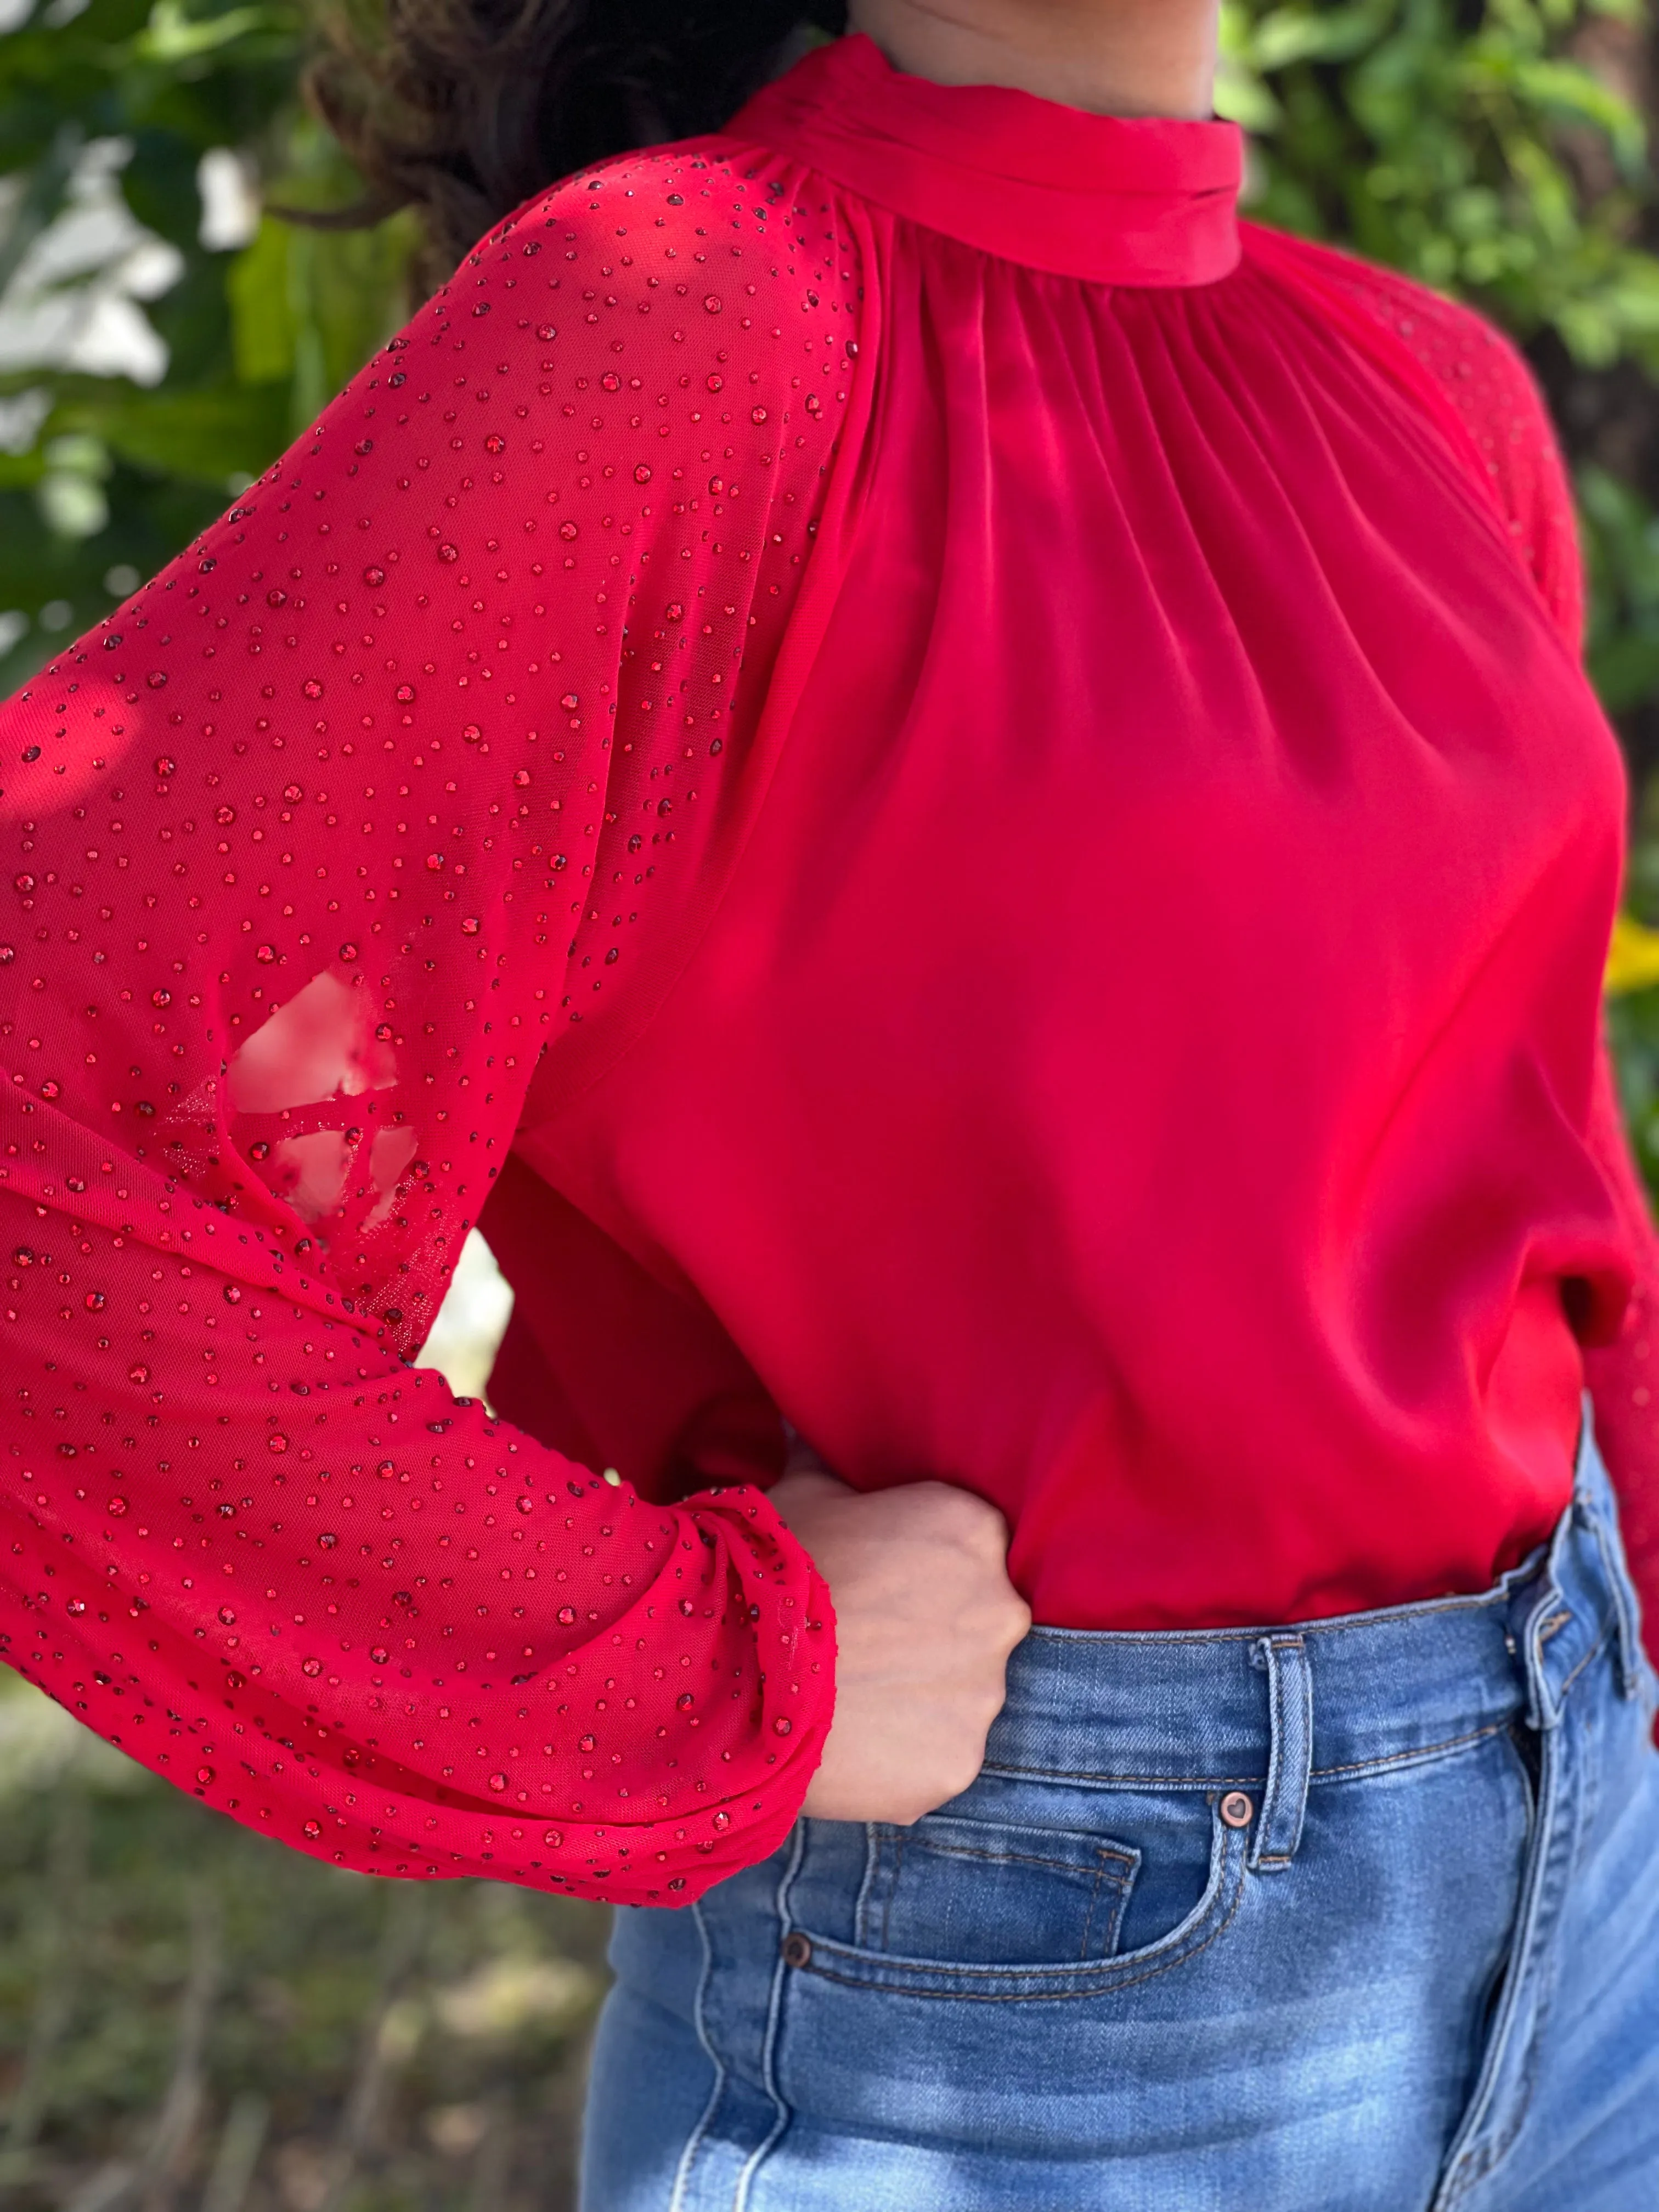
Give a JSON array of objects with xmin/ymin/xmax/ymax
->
[{"xmin": 0, "ymin": 142, "xmax": 864, "ymax": 1898}]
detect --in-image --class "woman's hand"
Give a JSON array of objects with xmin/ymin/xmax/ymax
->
[{"xmin": 769, "ymin": 1444, "xmax": 1031, "ymax": 1825}]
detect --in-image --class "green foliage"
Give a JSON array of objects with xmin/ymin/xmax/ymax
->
[
  {"xmin": 1218, "ymin": 0, "xmax": 1659, "ymax": 365},
  {"xmin": 0, "ymin": 0, "xmax": 415, "ymax": 690},
  {"xmin": 0, "ymin": 1672, "xmax": 604, "ymax": 2210},
  {"xmin": 1580, "ymin": 462, "xmax": 1659, "ymax": 712},
  {"xmin": 1218, "ymin": 0, "xmax": 1659, "ymax": 1178}
]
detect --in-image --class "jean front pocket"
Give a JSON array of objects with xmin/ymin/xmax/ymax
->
[
  {"xmin": 856, "ymin": 1815, "xmax": 1139, "ymax": 1965},
  {"xmin": 787, "ymin": 1790, "xmax": 1249, "ymax": 2005}
]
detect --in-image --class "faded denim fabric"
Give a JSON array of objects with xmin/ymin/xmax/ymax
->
[{"xmin": 581, "ymin": 1423, "xmax": 1659, "ymax": 2211}]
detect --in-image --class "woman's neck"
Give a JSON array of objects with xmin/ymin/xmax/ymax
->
[{"xmin": 844, "ymin": 0, "xmax": 1220, "ymax": 120}]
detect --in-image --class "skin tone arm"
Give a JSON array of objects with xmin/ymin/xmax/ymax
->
[
  {"xmin": 766, "ymin": 0, "xmax": 1224, "ymax": 1828},
  {"xmin": 775, "ymin": 1448, "xmax": 1032, "ymax": 1824},
  {"xmin": 847, "ymin": 0, "xmax": 1221, "ymax": 120}
]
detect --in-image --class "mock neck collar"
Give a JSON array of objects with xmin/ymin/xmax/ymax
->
[{"xmin": 727, "ymin": 33, "xmax": 1242, "ymax": 287}]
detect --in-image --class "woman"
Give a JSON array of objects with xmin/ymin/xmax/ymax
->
[{"xmin": 3, "ymin": 0, "xmax": 1658, "ymax": 2199}]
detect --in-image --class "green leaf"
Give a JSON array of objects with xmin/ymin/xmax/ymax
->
[
  {"xmin": 52, "ymin": 382, "xmax": 289, "ymax": 482},
  {"xmin": 226, "ymin": 215, "xmax": 296, "ymax": 385}
]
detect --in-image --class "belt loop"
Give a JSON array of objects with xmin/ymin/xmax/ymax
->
[
  {"xmin": 1250, "ymin": 1634, "xmax": 1312, "ymax": 1872},
  {"xmin": 1516, "ymin": 1575, "xmax": 1570, "ymax": 1733}
]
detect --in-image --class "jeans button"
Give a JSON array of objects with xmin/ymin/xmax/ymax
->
[
  {"xmin": 781, "ymin": 1931, "xmax": 813, "ymax": 1968},
  {"xmin": 1220, "ymin": 1791, "xmax": 1255, "ymax": 1829}
]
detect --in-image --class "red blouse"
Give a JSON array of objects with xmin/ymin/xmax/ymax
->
[{"xmin": 3, "ymin": 34, "xmax": 1658, "ymax": 1903}]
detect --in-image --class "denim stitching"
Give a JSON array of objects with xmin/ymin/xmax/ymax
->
[
  {"xmin": 733, "ymin": 1829, "xmax": 806, "ymax": 2212},
  {"xmin": 1435, "ymin": 1754, "xmax": 1571, "ymax": 2208},
  {"xmin": 1309, "ymin": 1722, "xmax": 1514, "ymax": 1780},
  {"xmin": 1079, "ymin": 1852, "xmax": 1133, "ymax": 1959},
  {"xmin": 1078, "ymin": 1865, "xmax": 1102, "ymax": 1961},
  {"xmin": 1586, "ymin": 1511, "xmax": 1643, "ymax": 1694},
  {"xmin": 1433, "ymin": 1646, "xmax": 1599, "ymax": 2205},
  {"xmin": 881, "ymin": 1830, "xmax": 904, "ymax": 1954},
  {"xmin": 794, "ymin": 1833, "xmax": 1248, "ymax": 2006},
  {"xmin": 1550, "ymin": 1620, "xmax": 1612, "ymax": 1711},
  {"xmin": 851, "ymin": 1822, "xmax": 879, "ymax": 1955},
  {"xmin": 874, "ymin": 1831, "xmax": 1136, "ymax": 1965},
  {"xmin": 887, "ymin": 1815, "xmax": 1136, "ymax": 1875},
  {"xmin": 1251, "ymin": 1635, "xmax": 1311, "ymax": 1871},
  {"xmin": 1020, "ymin": 1591, "xmax": 1513, "ymax": 1650},
  {"xmin": 900, "ymin": 1842, "xmax": 1135, "ymax": 1877},
  {"xmin": 983, "ymin": 1715, "xmax": 1515, "ymax": 1791},
  {"xmin": 668, "ymin": 1901, "xmax": 725, "ymax": 2212}
]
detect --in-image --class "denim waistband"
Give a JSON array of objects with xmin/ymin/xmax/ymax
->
[{"xmin": 982, "ymin": 1414, "xmax": 1643, "ymax": 1799}]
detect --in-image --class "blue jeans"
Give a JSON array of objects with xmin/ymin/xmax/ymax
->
[{"xmin": 582, "ymin": 1428, "xmax": 1659, "ymax": 2210}]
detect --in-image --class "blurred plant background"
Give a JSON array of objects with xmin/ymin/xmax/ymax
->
[
  {"xmin": 1215, "ymin": 0, "xmax": 1659, "ymax": 1187},
  {"xmin": 9, "ymin": 0, "xmax": 1659, "ymax": 2202}
]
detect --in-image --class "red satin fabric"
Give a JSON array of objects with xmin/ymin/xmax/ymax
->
[{"xmin": 1, "ymin": 34, "xmax": 1656, "ymax": 1900}]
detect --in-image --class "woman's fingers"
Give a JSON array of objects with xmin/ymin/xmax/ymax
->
[{"xmin": 770, "ymin": 1469, "xmax": 1032, "ymax": 1826}]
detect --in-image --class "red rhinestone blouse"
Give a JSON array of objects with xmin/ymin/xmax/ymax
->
[{"xmin": 3, "ymin": 33, "xmax": 1658, "ymax": 1901}]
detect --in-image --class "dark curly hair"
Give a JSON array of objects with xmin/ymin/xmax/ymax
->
[{"xmin": 302, "ymin": 0, "xmax": 848, "ymax": 291}]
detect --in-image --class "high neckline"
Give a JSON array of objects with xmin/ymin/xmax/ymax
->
[{"xmin": 726, "ymin": 33, "xmax": 1242, "ymax": 287}]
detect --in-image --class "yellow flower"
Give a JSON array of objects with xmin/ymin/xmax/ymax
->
[{"xmin": 1605, "ymin": 913, "xmax": 1659, "ymax": 996}]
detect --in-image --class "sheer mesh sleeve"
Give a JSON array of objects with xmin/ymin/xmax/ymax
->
[{"xmin": 0, "ymin": 145, "xmax": 860, "ymax": 1898}]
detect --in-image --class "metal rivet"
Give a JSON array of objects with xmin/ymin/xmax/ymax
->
[
  {"xmin": 781, "ymin": 1931, "xmax": 812, "ymax": 1968},
  {"xmin": 1219, "ymin": 1791, "xmax": 1254, "ymax": 1830}
]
